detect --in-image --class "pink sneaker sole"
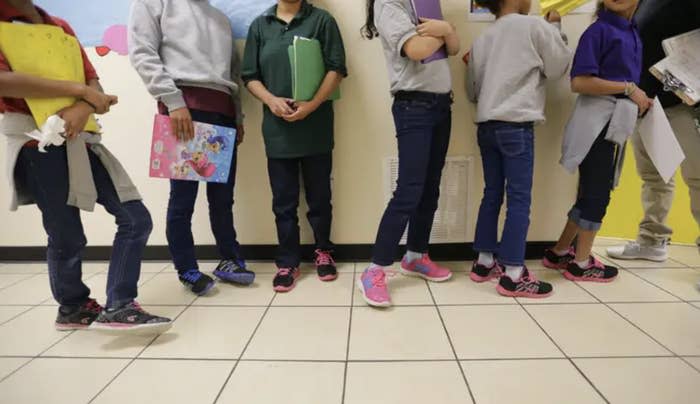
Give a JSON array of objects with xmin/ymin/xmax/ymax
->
[
  {"xmin": 55, "ymin": 323, "xmax": 90, "ymax": 331},
  {"xmin": 563, "ymin": 271, "xmax": 617, "ymax": 283},
  {"xmin": 469, "ymin": 271, "xmax": 496, "ymax": 283},
  {"xmin": 318, "ymin": 273, "xmax": 338, "ymax": 282},
  {"xmin": 399, "ymin": 266, "xmax": 452, "ymax": 282},
  {"xmin": 542, "ymin": 257, "xmax": 568, "ymax": 270},
  {"xmin": 495, "ymin": 285, "xmax": 553, "ymax": 299},
  {"xmin": 356, "ymin": 279, "xmax": 391, "ymax": 308},
  {"xmin": 273, "ymin": 282, "xmax": 297, "ymax": 292}
]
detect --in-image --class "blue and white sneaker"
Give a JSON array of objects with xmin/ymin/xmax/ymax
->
[
  {"xmin": 213, "ymin": 259, "xmax": 255, "ymax": 285},
  {"xmin": 179, "ymin": 269, "xmax": 215, "ymax": 296}
]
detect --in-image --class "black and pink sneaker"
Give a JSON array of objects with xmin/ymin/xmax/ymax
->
[
  {"xmin": 469, "ymin": 261, "xmax": 504, "ymax": 283},
  {"xmin": 273, "ymin": 267, "xmax": 300, "ymax": 292},
  {"xmin": 55, "ymin": 298, "xmax": 103, "ymax": 331},
  {"xmin": 90, "ymin": 301, "xmax": 171, "ymax": 334},
  {"xmin": 542, "ymin": 247, "xmax": 575, "ymax": 270},
  {"xmin": 315, "ymin": 250, "xmax": 338, "ymax": 282},
  {"xmin": 564, "ymin": 257, "xmax": 618, "ymax": 283},
  {"xmin": 496, "ymin": 268, "xmax": 553, "ymax": 299}
]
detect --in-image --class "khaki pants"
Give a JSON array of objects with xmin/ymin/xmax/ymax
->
[{"xmin": 631, "ymin": 104, "xmax": 700, "ymax": 245}]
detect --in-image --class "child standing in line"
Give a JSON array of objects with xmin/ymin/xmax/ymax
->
[
  {"xmin": 0, "ymin": 0, "xmax": 171, "ymax": 332},
  {"xmin": 544, "ymin": 0, "xmax": 651, "ymax": 282},
  {"xmin": 242, "ymin": 0, "xmax": 346, "ymax": 292},
  {"xmin": 129, "ymin": 0, "xmax": 255, "ymax": 296},
  {"xmin": 467, "ymin": 0, "xmax": 572, "ymax": 298},
  {"xmin": 359, "ymin": 0, "xmax": 460, "ymax": 307}
]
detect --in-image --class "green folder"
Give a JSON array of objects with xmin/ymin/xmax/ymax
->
[{"xmin": 288, "ymin": 36, "xmax": 341, "ymax": 102}]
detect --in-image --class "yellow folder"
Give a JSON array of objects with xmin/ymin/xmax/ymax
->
[
  {"xmin": 541, "ymin": 0, "xmax": 592, "ymax": 16},
  {"xmin": 0, "ymin": 22, "xmax": 99, "ymax": 132}
]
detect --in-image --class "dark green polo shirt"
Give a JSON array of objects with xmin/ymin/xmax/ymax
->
[{"xmin": 242, "ymin": 1, "xmax": 347, "ymax": 159}]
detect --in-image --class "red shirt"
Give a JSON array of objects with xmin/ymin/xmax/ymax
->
[{"xmin": 0, "ymin": 4, "xmax": 99, "ymax": 114}]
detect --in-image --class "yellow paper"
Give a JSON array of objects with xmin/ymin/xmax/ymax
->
[
  {"xmin": 541, "ymin": 0, "xmax": 592, "ymax": 16},
  {"xmin": 0, "ymin": 22, "xmax": 99, "ymax": 132}
]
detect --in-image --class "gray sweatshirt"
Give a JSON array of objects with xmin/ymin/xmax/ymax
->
[
  {"xmin": 128, "ymin": 0, "xmax": 243, "ymax": 123},
  {"xmin": 466, "ymin": 14, "xmax": 572, "ymax": 123}
]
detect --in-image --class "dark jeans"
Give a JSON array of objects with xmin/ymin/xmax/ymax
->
[
  {"xmin": 165, "ymin": 109, "xmax": 241, "ymax": 272},
  {"xmin": 568, "ymin": 124, "xmax": 618, "ymax": 231},
  {"xmin": 15, "ymin": 146, "xmax": 152, "ymax": 309},
  {"xmin": 473, "ymin": 121, "xmax": 534, "ymax": 266},
  {"xmin": 267, "ymin": 152, "xmax": 334, "ymax": 268},
  {"xmin": 372, "ymin": 92, "xmax": 452, "ymax": 266}
]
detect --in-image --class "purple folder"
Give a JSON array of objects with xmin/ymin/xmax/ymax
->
[{"xmin": 411, "ymin": 0, "xmax": 448, "ymax": 64}]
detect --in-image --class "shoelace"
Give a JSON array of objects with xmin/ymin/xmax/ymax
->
[
  {"xmin": 85, "ymin": 299, "xmax": 103, "ymax": 313},
  {"xmin": 219, "ymin": 259, "xmax": 245, "ymax": 273},
  {"xmin": 276, "ymin": 268, "xmax": 296, "ymax": 277},
  {"xmin": 520, "ymin": 269, "xmax": 540, "ymax": 285},
  {"xmin": 181, "ymin": 269, "xmax": 202, "ymax": 283},
  {"xmin": 366, "ymin": 268, "xmax": 397, "ymax": 288},
  {"xmin": 315, "ymin": 250, "xmax": 335, "ymax": 266}
]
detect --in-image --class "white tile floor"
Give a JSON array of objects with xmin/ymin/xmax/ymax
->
[{"xmin": 0, "ymin": 242, "xmax": 698, "ymax": 404}]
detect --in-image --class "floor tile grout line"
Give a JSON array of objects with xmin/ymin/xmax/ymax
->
[
  {"xmin": 427, "ymin": 279, "xmax": 478, "ymax": 404},
  {"xmin": 0, "ymin": 354, "xmax": 689, "ymax": 362},
  {"xmin": 0, "ymin": 305, "xmax": 35, "ymax": 327},
  {"xmin": 617, "ymin": 266, "xmax": 700, "ymax": 306},
  {"xmin": 0, "ymin": 326, "xmax": 78, "ymax": 385},
  {"xmin": 86, "ymin": 290, "xmax": 196, "ymax": 404},
  {"xmin": 567, "ymin": 275, "xmax": 700, "ymax": 375},
  {"xmin": 211, "ymin": 284, "xmax": 279, "ymax": 404},
  {"xmin": 516, "ymin": 297, "xmax": 611, "ymax": 404},
  {"xmin": 340, "ymin": 264, "xmax": 357, "ymax": 404},
  {"xmin": 0, "ymin": 272, "xmax": 41, "ymax": 292}
]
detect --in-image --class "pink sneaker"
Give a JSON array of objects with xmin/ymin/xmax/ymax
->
[
  {"xmin": 400, "ymin": 254, "xmax": 452, "ymax": 282},
  {"xmin": 358, "ymin": 267, "xmax": 392, "ymax": 307}
]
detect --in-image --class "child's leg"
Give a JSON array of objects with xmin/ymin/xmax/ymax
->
[
  {"xmin": 166, "ymin": 178, "xmax": 199, "ymax": 272},
  {"xmin": 300, "ymin": 152, "xmax": 334, "ymax": 252},
  {"xmin": 497, "ymin": 124, "xmax": 534, "ymax": 276},
  {"xmin": 405, "ymin": 105, "xmax": 451, "ymax": 258},
  {"xmin": 206, "ymin": 149, "xmax": 241, "ymax": 261},
  {"xmin": 267, "ymin": 157, "xmax": 302, "ymax": 269},
  {"xmin": 553, "ymin": 219, "xmax": 579, "ymax": 252},
  {"xmin": 473, "ymin": 123, "xmax": 506, "ymax": 262},
  {"xmin": 370, "ymin": 102, "xmax": 438, "ymax": 267},
  {"xmin": 15, "ymin": 147, "xmax": 91, "ymax": 307}
]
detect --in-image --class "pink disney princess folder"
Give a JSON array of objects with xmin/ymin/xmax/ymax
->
[{"xmin": 149, "ymin": 114, "xmax": 236, "ymax": 183}]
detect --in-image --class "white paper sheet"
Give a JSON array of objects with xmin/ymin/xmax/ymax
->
[{"xmin": 638, "ymin": 98, "xmax": 686, "ymax": 183}]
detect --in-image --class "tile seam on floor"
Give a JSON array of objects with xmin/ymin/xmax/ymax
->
[
  {"xmin": 517, "ymin": 297, "xmax": 611, "ymax": 404},
  {"xmin": 211, "ymin": 283, "xmax": 279, "ymax": 404},
  {"xmin": 0, "ymin": 272, "xmax": 38, "ymax": 292},
  {"xmin": 619, "ymin": 266, "xmax": 700, "ymax": 308},
  {"xmin": 569, "ymin": 277, "xmax": 700, "ymax": 374},
  {"xmin": 340, "ymin": 264, "xmax": 356, "ymax": 404},
  {"xmin": 86, "ymin": 294, "xmax": 195, "ymax": 403},
  {"xmin": 428, "ymin": 279, "xmax": 478, "ymax": 404}
]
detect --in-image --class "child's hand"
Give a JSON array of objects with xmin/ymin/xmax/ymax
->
[
  {"xmin": 629, "ymin": 88, "xmax": 653, "ymax": 116},
  {"xmin": 82, "ymin": 86, "xmax": 118, "ymax": 114},
  {"xmin": 417, "ymin": 18, "xmax": 453, "ymax": 38},
  {"xmin": 266, "ymin": 96, "xmax": 296, "ymax": 118},
  {"xmin": 170, "ymin": 107, "xmax": 195, "ymax": 142},
  {"xmin": 59, "ymin": 102, "xmax": 93, "ymax": 139},
  {"xmin": 546, "ymin": 10, "xmax": 562, "ymax": 23},
  {"xmin": 236, "ymin": 125, "xmax": 245, "ymax": 145},
  {"xmin": 283, "ymin": 101, "xmax": 318, "ymax": 122}
]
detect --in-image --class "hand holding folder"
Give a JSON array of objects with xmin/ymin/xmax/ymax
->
[
  {"xmin": 0, "ymin": 22, "xmax": 100, "ymax": 132},
  {"xmin": 288, "ymin": 37, "xmax": 341, "ymax": 102},
  {"xmin": 410, "ymin": 0, "xmax": 447, "ymax": 64}
]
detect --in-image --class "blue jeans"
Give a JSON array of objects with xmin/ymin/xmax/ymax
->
[
  {"xmin": 473, "ymin": 121, "xmax": 534, "ymax": 266},
  {"xmin": 15, "ymin": 146, "xmax": 151, "ymax": 309},
  {"xmin": 372, "ymin": 92, "xmax": 452, "ymax": 266},
  {"xmin": 166, "ymin": 109, "xmax": 241, "ymax": 273},
  {"xmin": 267, "ymin": 153, "xmax": 334, "ymax": 268}
]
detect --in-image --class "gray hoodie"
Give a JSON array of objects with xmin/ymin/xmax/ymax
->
[{"xmin": 128, "ymin": 0, "xmax": 243, "ymax": 123}]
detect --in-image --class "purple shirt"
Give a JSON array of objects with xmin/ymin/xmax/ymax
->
[{"xmin": 571, "ymin": 10, "xmax": 642, "ymax": 84}]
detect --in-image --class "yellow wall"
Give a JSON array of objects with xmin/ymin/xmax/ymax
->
[{"xmin": 601, "ymin": 145, "xmax": 696, "ymax": 244}]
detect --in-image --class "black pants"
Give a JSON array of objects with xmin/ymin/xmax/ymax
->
[
  {"xmin": 267, "ymin": 153, "xmax": 334, "ymax": 268},
  {"xmin": 568, "ymin": 125, "xmax": 618, "ymax": 231}
]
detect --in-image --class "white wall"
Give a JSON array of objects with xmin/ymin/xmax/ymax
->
[{"xmin": 0, "ymin": 0, "xmax": 595, "ymax": 247}]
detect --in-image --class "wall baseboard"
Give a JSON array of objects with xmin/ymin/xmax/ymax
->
[{"xmin": 0, "ymin": 242, "xmax": 555, "ymax": 262}]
